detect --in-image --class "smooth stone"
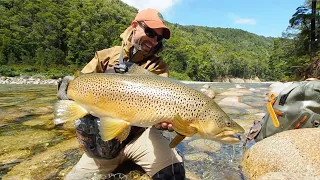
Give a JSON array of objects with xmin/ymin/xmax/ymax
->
[
  {"xmin": 219, "ymin": 91, "xmax": 244, "ymax": 96},
  {"xmin": 202, "ymin": 84, "xmax": 210, "ymax": 89},
  {"xmin": 222, "ymin": 108, "xmax": 242, "ymax": 115},
  {"xmin": 184, "ymin": 152, "xmax": 209, "ymax": 161},
  {"xmin": 0, "ymin": 150, "xmax": 31, "ymax": 164},
  {"xmin": 228, "ymin": 88, "xmax": 254, "ymax": 94},
  {"xmin": 257, "ymin": 172, "xmax": 320, "ymax": 180},
  {"xmin": 246, "ymin": 108, "xmax": 264, "ymax": 114},
  {"xmin": 254, "ymin": 113, "xmax": 266, "ymax": 119},
  {"xmin": 249, "ymin": 88, "xmax": 260, "ymax": 92},
  {"xmin": 218, "ymin": 97, "xmax": 252, "ymax": 108},
  {"xmin": 188, "ymin": 139, "xmax": 221, "ymax": 152},
  {"xmin": 2, "ymin": 138, "xmax": 81, "ymax": 180},
  {"xmin": 242, "ymin": 128, "xmax": 320, "ymax": 180},
  {"xmin": 234, "ymin": 119, "xmax": 256, "ymax": 133},
  {"xmin": 202, "ymin": 89, "xmax": 215, "ymax": 99},
  {"xmin": 235, "ymin": 84, "xmax": 245, "ymax": 88},
  {"xmin": 22, "ymin": 114, "xmax": 55, "ymax": 129},
  {"xmin": 0, "ymin": 129, "xmax": 57, "ymax": 155},
  {"xmin": 248, "ymin": 102, "xmax": 266, "ymax": 107},
  {"xmin": 185, "ymin": 170, "xmax": 202, "ymax": 180}
]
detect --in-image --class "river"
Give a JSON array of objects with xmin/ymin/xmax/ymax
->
[{"xmin": 0, "ymin": 82, "xmax": 271, "ymax": 180}]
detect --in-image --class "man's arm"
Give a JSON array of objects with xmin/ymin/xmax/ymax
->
[
  {"xmin": 145, "ymin": 57, "xmax": 169, "ymax": 77},
  {"xmin": 81, "ymin": 48, "xmax": 116, "ymax": 73}
]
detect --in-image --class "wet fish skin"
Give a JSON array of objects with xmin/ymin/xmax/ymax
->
[{"xmin": 54, "ymin": 72, "xmax": 245, "ymax": 147}]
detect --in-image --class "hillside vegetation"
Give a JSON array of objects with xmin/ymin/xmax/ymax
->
[{"xmin": 1, "ymin": 0, "xmax": 316, "ymax": 81}]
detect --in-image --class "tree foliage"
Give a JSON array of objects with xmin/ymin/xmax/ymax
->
[
  {"xmin": 270, "ymin": 0, "xmax": 320, "ymax": 80},
  {"xmin": 1, "ymin": 0, "xmax": 314, "ymax": 81}
]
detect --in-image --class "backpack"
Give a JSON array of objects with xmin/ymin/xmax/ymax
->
[{"xmin": 244, "ymin": 80, "xmax": 320, "ymax": 147}]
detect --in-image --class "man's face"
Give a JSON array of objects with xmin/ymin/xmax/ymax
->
[{"xmin": 131, "ymin": 21, "xmax": 164, "ymax": 52}]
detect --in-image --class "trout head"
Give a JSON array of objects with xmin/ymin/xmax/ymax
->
[{"xmin": 195, "ymin": 112, "xmax": 245, "ymax": 144}]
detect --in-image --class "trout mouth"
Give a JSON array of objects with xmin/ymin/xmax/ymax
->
[{"xmin": 215, "ymin": 131, "xmax": 242, "ymax": 144}]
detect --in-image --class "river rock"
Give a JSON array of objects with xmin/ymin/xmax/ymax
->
[
  {"xmin": 201, "ymin": 84, "xmax": 210, "ymax": 89},
  {"xmin": 229, "ymin": 78, "xmax": 245, "ymax": 83},
  {"xmin": 185, "ymin": 170, "xmax": 202, "ymax": 180},
  {"xmin": 0, "ymin": 76, "xmax": 58, "ymax": 85},
  {"xmin": 257, "ymin": 172, "xmax": 320, "ymax": 180},
  {"xmin": 202, "ymin": 89, "xmax": 215, "ymax": 99},
  {"xmin": 0, "ymin": 150, "xmax": 31, "ymax": 165},
  {"xmin": 184, "ymin": 152, "xmax": 209, "ymax": 161},
  {"xmin": 246, "ymin": 108, "xmax": 264, "ymax": 114},
  {"xmin": 233, "ymin": 114, "xmax": 260, "ymax": 133},
  {"xmin": 188, "ymin": 139, "xmax": 221, "ymax": 152},
  {"xmin": 22, "ymin": 114, "xmax": 55, "ymax": 129},
  {"xmin": 245, "ymin": 77, "xmax": 261, "ymax": 83},
  {"xmin": 218, "ymin": 96, "xmax": 252, "ymax": 108},
  {"xmin": 229, "ymin": 88, "xmax": 253, "ymax": 95},
  {"xmin": 242, "ymin": 128, "xmax": 320, "ymax": 180},
  {"xmin": 255, "ymin": 113, "xmax": 266, "ymax": 119},
  {"xmin": 221, "ymin": 108, "xmax": 242, "ymax": 115},
  {"xmin": 219, "ymin": 91, "xmax": 244, "ymax": 96},
  {"xmin": 0, "ymin": 129, "xmax": 57, "ymax": 155},
  {"xmin": 2, "ymin": 138, "xmax": 81, "ymax": 180}
]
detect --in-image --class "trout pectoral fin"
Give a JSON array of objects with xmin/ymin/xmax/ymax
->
[
  {"xmin": 99, "ymin": 117, "xmax": 129, "ymax": 141},
  {"xmin": 172, "ymin": 114, "xmax": 197, "ymax": 136},
  {"xmin": 53, "ymin": 100, "xmax": 88, "ymax": 125},
  {"xmin": 169, "ymin": 133, "xmax": 186, "ymax": 148},
  {"xmin": 116, "ymin": 126, "xmax": 131, "ymax": 142}
]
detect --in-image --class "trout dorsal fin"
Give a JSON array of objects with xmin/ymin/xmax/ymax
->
[
  {"xmin": 73, "ymin": 70, "xmax": 83, "ymax": 79},
  {"xmin": 127, "ymin": 63, "xmax": 156, "ymax": 75}
]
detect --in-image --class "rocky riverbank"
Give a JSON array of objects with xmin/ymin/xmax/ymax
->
[
  {"xmin": 0, "ymin": 76, "xmax": 58, "ymax": 85},
  {"xmin": 0, "ymin": 75, "xmax": 262, "ymax": 85}
]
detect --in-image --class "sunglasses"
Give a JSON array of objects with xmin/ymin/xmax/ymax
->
[{"xmin": 137, "ymin": 21, "xmax": 163, "ymax": 42}]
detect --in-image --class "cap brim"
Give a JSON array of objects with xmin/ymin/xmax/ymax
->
[{"xmin": 144, "ymin": 21, "xmax": 170, "ymax": 39}]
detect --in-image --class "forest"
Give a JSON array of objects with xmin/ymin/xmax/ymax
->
[{"xmin": 0, "ymin": 0, "xmax": 319, "ymax": 81}]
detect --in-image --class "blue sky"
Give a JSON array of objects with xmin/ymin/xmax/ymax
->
[{"xmin": 121, "ymin": 0, "xmax": 306, "ymax": 37}]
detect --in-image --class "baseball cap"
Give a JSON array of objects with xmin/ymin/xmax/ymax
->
[{"xmin": 134, "ymin": 8, "xmax": 170, "ymax": 39}]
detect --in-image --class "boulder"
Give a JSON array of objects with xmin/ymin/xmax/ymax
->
[
  {"xmin": 242, "ymin": 128, "xmax": 320, "ymax": 180},
  {"xmin": 257, "ymin": 172, "xmax": 320, "ymax": 180}
]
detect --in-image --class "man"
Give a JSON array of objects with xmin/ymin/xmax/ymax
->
[{"xmin": 58, "ymin": 8, "xmax": 185, "ymax": 180}]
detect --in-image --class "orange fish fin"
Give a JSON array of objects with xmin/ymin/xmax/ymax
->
[
  {"xmin": 172, "ymin": 114, "xmax": 197, "ymax": 136},
  {"xmin": 53, "ymin": 100, "xmax": 88, "ymax": 125},
  {"xmin": 116, "ymin": 125, "xmax": 131, "ymax": 142},
  {"xmin": 169, "ymin": 133, "xmax": 186, "ymax": 148},
  {"xmin": 99, "ymin": 117, "xmax": 129, "ymax": 141}
]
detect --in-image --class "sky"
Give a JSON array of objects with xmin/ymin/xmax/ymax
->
[{"xmin": 120, "ymin": 0, "xmax": 307, "ymax": 37}]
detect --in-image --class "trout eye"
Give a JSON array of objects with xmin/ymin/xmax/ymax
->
[{"xmin": 226, "ymin": 122, "xmax": 231, "ymax": 127}]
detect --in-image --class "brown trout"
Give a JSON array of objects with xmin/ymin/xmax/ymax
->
[{"xmin": 54, "ymin": 67, "xmax": 244, "ymax": 148}]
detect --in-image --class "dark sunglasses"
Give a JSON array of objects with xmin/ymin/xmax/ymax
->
[{"xmin": 137, "ymin": 21, "xmax": 163, "ymax": 42}]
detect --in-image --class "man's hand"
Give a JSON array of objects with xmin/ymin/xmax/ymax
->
[
  {"xmin": 154, "ymin": 122, "xmax": 174, "ymax": 132},
  {"xmin": 57, "ymin": 76, "xmax": 74, "ymax": 100}
]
